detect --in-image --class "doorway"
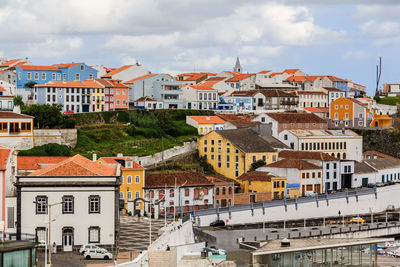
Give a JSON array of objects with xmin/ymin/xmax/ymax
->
[{"xmin": 62, "ymin": 227, "xmax": 74, "ymax": 252}]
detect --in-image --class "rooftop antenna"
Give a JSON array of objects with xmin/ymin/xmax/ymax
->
[{"xmin": 375, "ymin": 56, "xmax": 382, "ymax": 96}]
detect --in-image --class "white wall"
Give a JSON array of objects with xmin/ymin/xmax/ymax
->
[
  {"xmin": 20, "ymin": 185, "xmax": 116, "ymax": 246},
  {"xmin": 195, "ymin": 184, "xmax": 400, "ymax": 227}
]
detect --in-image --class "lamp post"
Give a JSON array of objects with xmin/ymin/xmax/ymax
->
[
  {"xmin": 173, "ymin": 178, "xmax": 187, "ymax": 221},
  {"xmin": 33, "ymin": 201, "xmax": 63, "ymax": 267}
]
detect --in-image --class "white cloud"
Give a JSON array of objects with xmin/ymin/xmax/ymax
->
[
  {"xmin": 342, "ymin": 50, "xmax": 368, "ymax": 60},
  {"xmin": 240, "ymin": 45, "xmax": 283, "ymax": 58},
  {"xmin": 354, "ymin": 5, "xmax": 400, "ymax": 21},
  {"xmin": 361, "ymin": 20, "xmax": 399, "ymax": 38}
]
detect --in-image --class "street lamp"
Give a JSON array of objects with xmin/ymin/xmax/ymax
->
[
  {"xmin": 33, "ymin": 201, "xmax": 63, "ymax": 267},
  {"xmin": 174, "ymin": 178, "xmax": 187, "ymax": 221}
]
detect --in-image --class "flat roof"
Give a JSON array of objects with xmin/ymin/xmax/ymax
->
[
  {"xmin": 253, "ymin": 238, "xmax": 393, "ymax": 256},
  {"xmin": 0, "ymin": 240, "xmax": 36, "ymax": 252}
]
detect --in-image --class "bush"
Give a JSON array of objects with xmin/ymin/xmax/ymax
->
[
  {"xmin": 22, "ymin": 104, "xmax": 64, "ymax": 128},
  {"xmin": 18, "ymin": 143, "xmax": 72, "ymax": 156}
]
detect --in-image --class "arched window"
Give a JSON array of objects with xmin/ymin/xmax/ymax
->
[{"xmin": 343, "ymin": 153, "xmax": 346, "ymax": 159}]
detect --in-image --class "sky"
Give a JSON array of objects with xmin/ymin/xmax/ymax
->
[{"xmin": 1, "ymin": 0, "xmax": 400, "ymax": 95}]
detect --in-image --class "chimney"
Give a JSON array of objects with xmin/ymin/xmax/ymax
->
[
  {"xmin": 92, "ymin": 153, "xmax": 97, "ymax": 162},
  {"xmin": 281, "ymin": 238, "xmax": 290, "ymax": 247},
  {"xmin": 117, "ymin": 153, "xmax": 123, "ymax": 157}
]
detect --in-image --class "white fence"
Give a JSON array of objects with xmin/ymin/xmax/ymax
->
[{"xmin": 133, "ymin": 141, "xmax": 197, "ymax": 168}]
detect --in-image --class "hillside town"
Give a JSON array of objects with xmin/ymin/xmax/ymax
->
[{"xmin": 1, "ymin": 52, "xmax": 400, "ymax": 267}]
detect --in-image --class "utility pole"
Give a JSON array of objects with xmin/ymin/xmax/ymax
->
[{"xmin": 375, "ymin": 56, "xmax": 382, "ymax": 96}]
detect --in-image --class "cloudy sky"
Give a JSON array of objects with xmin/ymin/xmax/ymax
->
[{"xmin": 1, "ymin": 0, "xmax": 399, "ymax": 95}]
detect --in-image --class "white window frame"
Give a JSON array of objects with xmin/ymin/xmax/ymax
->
[
  {"xmin": 127, "ymin": 176, "xmax": 132, "ymax": 184},
  {"xmin": 135, "ymin": 175, "xmax": 140, "ymax": 184}
]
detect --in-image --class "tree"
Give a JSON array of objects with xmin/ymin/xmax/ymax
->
[
  {"xmin": 22, "ymin": 104, "xmax": 64, "ymax": 128},
  {"xmin": 249, "ymin": 160, "xmax": 266, "ymax": 171},
  {"xmin": 13, "ymin": 95, "xmax": 24, "ymax": 107},
  {"xmin": 24, "ymin": 81, "xmax": 37, "ymax": 88}
]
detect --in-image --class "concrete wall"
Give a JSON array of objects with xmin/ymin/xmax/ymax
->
[
  {"xmin": 149, "ymin": 220, "xmax": 195, "ymax": 252},
  {"xmin": 33, "ymin": 129, "xmax": 77, "ymax": 148},
  {"xmin": 195, "ymin": 184, "xmax": 400, "ymax": 227},
  {"xmin": 133, "ymin": 141, "xmax": 197, "ymax": 168}
]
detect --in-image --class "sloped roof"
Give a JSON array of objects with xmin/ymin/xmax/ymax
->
[
  {"xmin": 17, "ymin": 156, "xmax": 70, "ymax": 170},
  {"xmin": 98, "ymin": 157, "xmax": 143, "ymax": 170},
  {"xmin": 29, "ymin": 154, "xmax": 117, "ymax": 176},
  {"xmin": 259, "ymin": 90, "xmax": 296, "ymax": 97},
  {"xmin": 323, "ymin": 87, "xmax": 345, "ymax": 92},
  {"xmin": 35, "ymin": 80, "xmax": 103, "ymax": 88},
  {"xmin": 258, "ymin": 70, "xmax": 272, "ymax": 74},
  {"xmin": 265, "ymin": 113, "xmax": 326, "ymax": 123},
  {"xmin": 144, "ymin": 172, "xmax": 213, "ymax": 188},
  {"xmin": 364, "ymin": 158, "xmax": 400, "ymax": 171},
  {"xmin": 215, "ymin": 128, "xmax": 276, "ymax": 153},
  {"xmin": 0, "ymin": 112, "xmax": 33, "ymax": 119},
  {"xmin": 19, "ymin": 65, "xmax": 60, "ymax": 71},
  {"xmin": 354, "ymin": 161, "xmax": 377, "ymax": 174},
  {"xmin": 187, "ymin": 116, "xmax": 226, "ymax": 124},
  {"xmin": 279, "ymin": 150, "xmax": 338, "ymax": 161},
  {"xmin": 283, "ymin": 69, "xmax": 301, "ymax": 74},
  {"xmin": 124, "ymin": 73, "xmax": 157, "ymax": 84},
  {"xmin": 0, "ymin": 86, "xmax": 6, "ymax": 92},
  {"xmin": 52, "ymin": 63, "xmax": 82, "ymax": 68},
  {"xmin": 296, "ymin": 91, "xmax": 327, "ymax": 95},
  {"xmin": 286, "ymin": 76, "xmax": 306, "ymax": 82},
  {"xmin": 205, "ymin": 174, "xmax": 239, "ymax": 185},
  {"xmin": 225, "ymin": 73, "xmax": 254, "ymax": 82},
  {"xmin": 237, "ymin": 171, "xmax": 276, "ymax": 182},
  {"xmin": 303, "ymin": 107, "xmax": 326, "ymax": 113},
  {"xmin": 134, "ymin": 96, "xmax": 158, "ymax": 102},
  {"xmin": 177, "ymin": 73, "xmax": 208, "ymax": 81},
  {"xmin": 265, "ymin": 158, "xmax": 322, "ymax": 170},
  {"xmin": 101, "ymin": 65, "xmax": 133, "ymax": 78},
  {"xmin": 0, "ymin": 59, "xmax": 23, "ymax": 68},
  {"xmin": 94, "ymin": 79, "xmax": 128, "ymax": 88},
  {"xmin": 327, "ymin": 76, "xmax": 347, "ymax": 82},
  {"xmin": 0, "ymin": 148, "xmax": 11, "ymax": 170}
]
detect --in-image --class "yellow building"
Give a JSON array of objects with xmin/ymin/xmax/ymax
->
[
  {"xmin": 98, "ymin": 156, "xmax": 144, "ymax": 214},
  {"xmin": 198, "ymin": 128, "xmax": 279, "ymax": 180},
  {"xmin": 237, "ymin": 171, "xmax": 286, "ymax": 200},
  {"xmin": 92, "ymin": 86, "xmax": 105, "ymax": 112}
]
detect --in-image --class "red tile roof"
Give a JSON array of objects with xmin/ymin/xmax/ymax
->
[
  {"xmin": 102, "ymin": 65, "xmax": 133, "ymax": 78},
  {"xmin": 0, "ymin": 86, "xmax": 6, "ymax": 92},
  {"xmin": 0, "ymin": 112, "xmax": 33, "ymax": 119},
  {"xmin": 258, "ymin": 70, "xmax": 271, "ymax": 74},
  {"xmin": 205, "ymin": 174, "xmax": 239, "ymax": 185},
  {"xmin": 98, "ymin": 157, "xmax": 143, "ymax": 170},
  {"xmin": 134, "ymin": 96, "xmax": 158, "ymax": 102},
  {"xmin": 187, "ymin": 116, "xmax": 226, "ymax": 124},
  {"xmin": 296, "ymin": 91, "xmax": 327, "ymax": 95},
  {"xmin": 327, "ymin": 76, "xmax": 347, "ymax": 82},
  {"xmin": 225, "ymin": 73, "xmax": 254, "ymax": 82},
  {"xmin": 283, "ymin": 69, "xmax": 300, "ymax": 74},
  {"xmin": 279, "ymin": 150, "xmax": 338, "ymax": 161},
  {"xmin": 265, "ymin": 113, "xmax": 326, "ymax": 123},
  {"xmin": 187, "ymin": 80, "xmax": 220, "ymax": 90},
  {"xmin": 52, "ymin": 63, "xmax": 82, "ymax": 68},
  {"xmin": 0, "ymin": 59, "xmax": 23, "ymax": 68},
  {"xmin": 94, "ymin": 79, "xmax": 128, "ymax": 88},
  {"xmin": 269, "ymin": 72, "xmax": 283, "ymax": 77},
  {"xmin": 144, "ymin": 172, "xmax": 213, "ymax": 188},
  {"xmin": 29, "ymin": 155, "xmax": 117, "ymax": 176},
  {"xmin": 205, "ymin": 77, "xmax": 226, "ymax": 82},
  {"xmin": 35, "ymin": 80, "xmax": 103, "ymax": 88},
  {"xmin": 217, "ymin": 114, "xmax": 252, "ymax": 122},
  {"xmin": 323, "ymin": 87, "xmax": 345, "ymax": 92},
  {"xmin": 305, "ymin": 76, "xmax": 323, "ymax": 82},
  {"xmin": 0, "ymin": 148, "xmax": 11, "ymax": 170},
  {"xmin": 19, "ymin": 65, "xmax": 60, "ymax": 71},
  {"xmin": 17, "ymin": 156, "xmax": 70, "ymax": 170},
  {"xmin": 226, "ymin": 71, "xmax": 242, "ymax": 76},
  {"xmin": 286, "ymin": 76, "xmax": 306, "ymax": 82},
  {"xmin": 124, "ymin": 73, "xmax": 157, "ymax": 84},
  {"xmin": 178, "ymin": 73, "xmax": 208, "ymax": 82},
  {"xmin": 303, "ymin": 107, "xmax": 326, "ymax": 113},
  {"xmin": 237, "ymin": 171, "xmax": 277, "ymax": 182},
  {"xmin": 265, "ymin": 158, "xmax": 322, "ymax": 170}
]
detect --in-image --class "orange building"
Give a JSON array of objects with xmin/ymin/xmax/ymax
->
[{"xmin": 329, "ymin": 97, "xmax": 392, "ymax": 128}]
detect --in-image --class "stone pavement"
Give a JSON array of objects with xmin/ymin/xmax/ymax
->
[{"xmin": 118, "ymin": 215, "xmax": 172, "ymax": 252}]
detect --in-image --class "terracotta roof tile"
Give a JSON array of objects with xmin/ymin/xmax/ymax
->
[
  {"xmin": 29, "ymin": 155, "xmax": 117, "ymax": 176},
  {"xmin": 17, "ymin": 156, "xmax": 70, "ymax": 170},
  {"xmin": 35, "ymin": 80, "xmax": 103, "ymax": 88},
  {"xmin": 187, "ymin": 116, "xmax": 226, "ymax": 124},
  {"xmin": 52, "ymin": 63, "xmax": 82, "ymax": 68},
  {"xmin": 98, "ymin": 157, "xmax": 143, "ymax": 170},
  {"xmin": 225, "ymin": 74, "xmax": 254, "ymax": 82},
  {"xmin": 19, "ymin": 65, "xmax": 60, "ymax": 71},
  {"xmin": 279, "ymin": 150, "xmax": 338, "ymax": 161},
  {"xmin": 124, "ymin": 73, "xmax": 157, "ymax": 84},
  {"xmin": 101, "ymin": 65, "xmax": 133, "ymax": 78},
  {"xmin": 0, "ymin": 148, "xmax": 11, "ymax": 170},
  {"xmin": 144, "ymin": 172, "xmax": 213, "ymax": 188},
  {"xmin": 296, "ymin": 91, "xmax": 327, "ymax": 95},
  {"xmin": 283, "ymin": 69, "xmax": 300, "ymax": 74},
  {"xmin": 265, "ymin": 158, "xmax": 322, "ymax": 170},
  {"xmin": 303, "ymin": 107, "xmax": 326, "ymax": 113},
  {"xmin": 205, "ymin": 174, "xmax": 239, "ymax": 185},
  {"xmin": 286, "ymin": 76, "xmax": 307, "ymax": 82},
  {"xmin": 237, "ymin": 171, "xmax": 276, "ymax": 182},
  {"xmin": 134, "ymin": 96, "xmax": 158, "ymax": 102},
  {"xmin": 0, "ymin": 112, "xmax": 33, "ymax": 119}
]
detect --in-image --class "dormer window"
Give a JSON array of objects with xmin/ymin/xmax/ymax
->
[{"xmin": 126, "ymin": 161, "xmax": 132, "ymax": 168}]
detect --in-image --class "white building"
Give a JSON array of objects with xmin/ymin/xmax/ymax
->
[
  {"xmin": 278, "ymin": 129, "xmax": 363, "ymax": 162},
  {"xmin": 324, "ymin": 87, "xmax": 346, "ymax": 104},
  {"xmin": 296, "ymin": 91, "xmax": 328, "ymax": 108},
  {"xmin": 181, "ymin": 84, "xmax": 218, "ymax": 110},
  {"xmin": 0, "ymin": 112, "xmax": 34, "ymax": 149},
  {"xmin": 143, "ymin": 172, "xmax": 214, "ymax": 216},
  {"xmin": 186, "ymin": 116, "xmax": 226, "ymax": 135},
  {"xmin": 101, "ymin": 63, "xmax": 150, "ymax": 83},
  {"xmin": 17, "ymin": 155, "xmax": 120, "ymax": 251},
  {"xmin": 133, "ymin": 96, "xmax": 164, "ymax": 110}
]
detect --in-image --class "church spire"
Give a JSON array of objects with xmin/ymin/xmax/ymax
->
[{"xmin": 234, "ymin": 57, "xmax": 242, "ymax": 73}]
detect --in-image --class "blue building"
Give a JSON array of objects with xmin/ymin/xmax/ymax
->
[
  {"xmin": 221, "ymin": 91, "xmax": 255, "ymax": 111},
  {"xmin": 16, "ymin": 63, "xmax": 98, "ymax": 89},
  {"xmin": 329, "ymin": 76, "xmax": 349, "ymax": 96}
]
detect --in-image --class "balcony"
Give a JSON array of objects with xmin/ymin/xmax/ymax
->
[{"xmin": 280, "ymin": 100, "xmax": 299, "ymax": 105}]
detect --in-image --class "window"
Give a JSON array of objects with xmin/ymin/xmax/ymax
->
[
  {"xmin": 27, "ymin": 72, "xmax": 32, "ymax": 80},
  {"xmin": 127, "ymin": 191, "xmax": 132, "ymax": 200},
  {"xmin": 120, "ymin": 192, "xmax": 124, "ymax": 199},
  {"xmin": 284, "ymin": 134, "xmax": 288, "ymax": 140},
  {"xmin": 135, "ymin": 191, "xmax": 140, "ymax": 199},
  {"xmin": 89, "ymin": 196, "xmax": 100, "ymax": 213},
  {"xmin": 204, "ymin": 139, "xmax": 207, "ymax": 145},
  {"xmin": 135, "ymin": 175, "xmax": 140, "ymax": 184},
  {"xmin": 57, "ymin": 73, "xmax": 61, "ymax": 80},
  {"xmin": 216, "ymin": 188, "xmax": 220, "ymax": 196},
  {"xmin": 333, "ymin": 163, "xmax": 337, "ymax": 169},
  {"xmin": 52, "ymin": 73, "xmax": 56, "ymax": 80},
  {"xmin": 75, "ymin": 73, "xmax": 80, "ymax": 81},
  {"xmin": 159, "ymin": 190, "xmax": 165, "ymax": 200},
  {"xmin": 170, "ymin": 189, "xmax": 174, "ymax": 197},
  {"xmin": 88, "ymin": 227, "xmax": 100, "ymax": 243},
  {"xmin": 35, "ymin": 196, "xmax": 47, "ymax": 214},
  {"xmin": 42, "ymin": 73, "xmax": 46, "ymax": 80},
  {"xmin": 252, "ymin": 155, "xmax": 256, "ymax": 163},
  {"xmin": 62, "ymin": 196, "xmax": 74, "ymax": 214},
  {"xmin": 36, "ymin": 227, "xmax": 46, "ymax": 244},
  {"xmin": 222, "ymin": 187, "xmax": 226, "ymax": 195},
  {"xmin": 185, "ymin": 188, "xmax": 189, "ymax": 196},
  {"xmin": 34, "ymin": 72, "xmax": 39, "ymax": 80},
  {"xmin": 127, "ymin": 176, "xmax": 132, "ymax": 184}
]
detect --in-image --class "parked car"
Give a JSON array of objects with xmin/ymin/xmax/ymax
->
[
  {"xmin": 387, "ymin": 204, "xmax": 395, "ymax": 212},
  {"xmin": 349, "ymin": 217, "xmax": 365, "ymax": 224},
  {"xmin": 376, "ymin": 182, "xmax": 384, "ymax": 187},
  {"xmin": 203, "ymin": 247, "xmax": 226, "ymax": 255},
  {"xmin": 79, "ymin": 244, "xmax": 101, "ymax": 255},
  {"xmin": 210, "ymin": 220, "xmax": 225, "ymax": 227},
  {"xmin": 84, "ymin": 249, "xmax": 112, "ymax": 260},
  {"xmin": 210, "ymin": 246, "xmax": 226, "ymax": 255},
  {"xmin": 367, "ymin": 183, "xmax": 375, "ymax": 188}
]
